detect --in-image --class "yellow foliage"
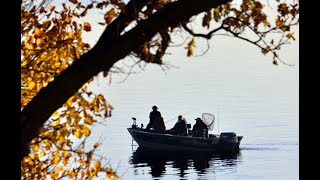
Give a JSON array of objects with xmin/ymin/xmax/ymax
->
[
  {"xmin": 52, "ymin": 110, "xmax": 59, "ymax": 117},
  {"xmin": 73, "ymin": 130, "xmax": 83, "ymax": 139},
  {"xmin": 84, "ymin": 116, "xmax": 93, "ymax": 125},
  {"xmin": 67, "ymin": 96, "xmax": 76, "ymax": 106},
  {"xmin": 51, "ymin": 119, "xmax": 60, "ymax": 126},
  {"xmin": 53, "ymin": 153, "xmax": 60, "ymax": 164},
  {"xmin": 28, "ymin": 81, "xmax": 36, "ymax": 90},
  {"xmin": 82, "ymin": 126, "xmax": 91, "ymax": 136},
  {"xmin": 94, "ymin": 160, "xmax": 101, "ymax": 170}
]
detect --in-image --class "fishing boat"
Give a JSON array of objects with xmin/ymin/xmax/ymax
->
[{"xmin": 127, "ymin": 113, "xmax": 243, "ymax": 153}]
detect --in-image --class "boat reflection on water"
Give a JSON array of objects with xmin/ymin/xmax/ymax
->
[{"xmin": 129, "ymin": 147, "xmax": 241, "ymax": 178}]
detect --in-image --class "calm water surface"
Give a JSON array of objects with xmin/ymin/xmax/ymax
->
[{"xmin": 82, "ymin": 33, "xmax": 299, "ymax": 179}]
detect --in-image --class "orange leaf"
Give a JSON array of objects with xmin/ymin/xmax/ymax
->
[
  {"xmin": 286, "ymin": 33, "xmax": 295, "ymax": 40},
  {"xmin": 83, "ymin": 22, "xmax": 91, "ymax": 32},
  {"xmin": 49, "ymin": 6, "xmax": 55, "ymax": 12},
  {"xmin": 28, "ymin": 81, "xmax": 36, "ymax": 90},
  {"xmin": 69, "ymin": 0, "xmax": 78, "ymax": 4},
  {"xmin": 84, "ymin": 116, "xmax": 93, "ymax": 125}
]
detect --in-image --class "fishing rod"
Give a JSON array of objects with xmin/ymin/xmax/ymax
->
[
  {"xmin": 164, "ymin": 108, "xmax": 201, "ymax": 124},
  {"xmin": 218, "ymin": 98, "xmax": 220, "ymax": 135}
]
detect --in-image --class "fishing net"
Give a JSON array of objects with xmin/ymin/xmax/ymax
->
[{"xmin": 202, "ymin": 113, "xmax": 215, "ymax": 131}]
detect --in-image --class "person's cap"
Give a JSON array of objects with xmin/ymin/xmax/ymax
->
[
  {"xmin": 178, "ymin": 115, "xmax": 182, "ymax": 118},
  {"xmin": 152, "ymin": 105, "xmax": 158, "ymax": 109},
  {"xmin": 195, "ymin": 117, "xmax": 202, "ymax": 121}
]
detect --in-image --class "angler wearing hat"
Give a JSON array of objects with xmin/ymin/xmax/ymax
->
[
  {"xmin": 192, "ymin": 117, "xmax": 209, "ymax": 138},
  {"xmin": 146, "ymin": 105, "xmax": 166, "ymax": 133},
  {"xmin": 167, "ymin": 115, "xmax": 188, "ymax": 135}
]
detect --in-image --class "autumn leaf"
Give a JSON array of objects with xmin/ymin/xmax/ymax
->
[
  {"xmin": 36, "ymin": 38, "xmax": 42, "ymax": 47},
  {"xmin": 34, "ymin": 28, "xmax": 42, "ymax": 38},
  {"xmin": 96, "ymin": 2, "xmax": 107, "ymax": 9},
  {"xmin": 69, "ymin": 0, "xmax": 78, "ymax": 4},
  {"xmin": 93, "ymin": 142, "xmax": 100, "ymax": 149},
  {"xmin": 262, "ymin": 46, "xmax": 270, "ymax": 55},
  {"xmin": 106, "ymin": 169, "xmax": 112, "ymax": 178},
  {"xmin": 28, "ymin": 81, "xmax": 36, "ymax": 90},
  {"xmin": 73, "ymin": 130, "xmax": 83, "ymax": 139},
  {"xmin": 51, "ymin": 119, "xmax": 60, "ymax": 126},
  {"xmin": 52, "ymin": 110, "xmax": 59, "ymax": 117},
  {"xmin": 49, "ymin": 6, "xmax": 55, "ymax": 12},
  {"xmin": 202, "ymin": 11, "xmax": 212, "ymax": 29},
  {"xmin": 286, "ymin": 33, "xmax": 295, "ymax": 40},
  {"xmin": 67, "ymin": 96, "xmax": 76, "ymax": 106},
  {"xmin": 53, "ymin": 154, "xmax": 60, "ymax": 164},
  {"xmin": 84, "ymin": 116, "xmax": 93, "ymax": 125},
  {"xmin": 105, "ymin": 8, "xmax": 117, "ymax": 24},
  {"xmin": 83, "ymin": 22, "xmax": 91, "ymax": 32},
  {"xmin": 213, "ymin": 8, "xmax": 220, "ymax": 22},
  {"xmin": 273, "ymin": 52, "xmax": 279, "ymax": 65},
  {"xmin": 82, "ymin": 126, "xmax": 91, "ymax": 136},
  {"xmin": 94, "ymin": 160, "xmax": 101, "ymax": 170},
  {"xmin": 187, "ymin": 38, "xmax": 196, "ymax": 57}
]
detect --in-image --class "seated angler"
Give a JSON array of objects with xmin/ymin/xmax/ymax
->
[
  {"xmin": 168, "ymin": 115, "xmax": 187, "ymax": 135},
  {"xmin": 192, "ymin": 117, "xmax": 208, "ymax": 138}
]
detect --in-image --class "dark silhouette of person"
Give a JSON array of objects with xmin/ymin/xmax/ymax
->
[
  {"xmin": 146, "ymin": 105, "xmax": 166, "ymax": 133},
  {"xmin": 192, "ymin": 117, "xmax": 208, "ymax": 137},
  {"xmin": 168, "ymin": 115, "xmax": 187, "ymax": 135}
]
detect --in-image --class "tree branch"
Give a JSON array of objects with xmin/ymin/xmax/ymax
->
[{"xmin": 182, "ymin": 24, "xmax": 224, "ymax": 39}]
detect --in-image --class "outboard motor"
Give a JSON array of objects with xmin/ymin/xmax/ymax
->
[{"xmin": 220, "ymin": 132, "xmax": 237, "ymax": 143}]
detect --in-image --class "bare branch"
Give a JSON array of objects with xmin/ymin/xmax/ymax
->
[{"xmin": 182, "ymin": 24, "xmax": 223, "ymax": 39}]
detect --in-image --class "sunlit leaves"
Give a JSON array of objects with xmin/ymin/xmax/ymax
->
[{"xmin": 21, "ymin": 0, "xmax": 116, "ymax": 179}]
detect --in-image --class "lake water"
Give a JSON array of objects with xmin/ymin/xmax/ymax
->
[{"xmin": 82, "ymin": 27, "xmax": 299, "ymax": 179}]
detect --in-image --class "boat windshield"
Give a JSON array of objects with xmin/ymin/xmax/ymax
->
[{"xmin": 202, "ymin": 113, "xmax": 215, "ymax": 131}]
